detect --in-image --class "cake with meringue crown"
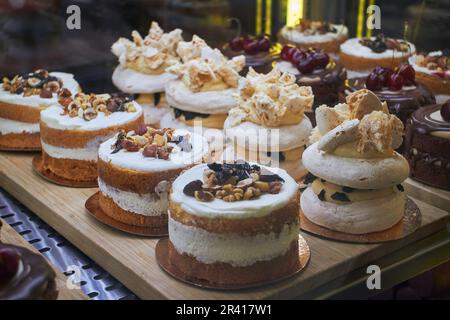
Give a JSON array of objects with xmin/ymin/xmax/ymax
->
[
  {"xmin": 302, "ymin": 89, "xmax": 409, "ymax": 234},
  {"xmin": 224, "ymin": 68, "xmax": 314, "ymax": 181},
  {"xmin": 168, "ymin": 161, "xmax": 300, "ymax": 285},
  {"xmin": 160, "ymin": 35, "xmax": 245, "ymax": 138},
  {"xmin": 97, "ymin": 126, "xmax": 208, "ymax": 229},
  {"xmin": 39, "ymin": 91, "xmax": 144, "ymax": 183},
  {"xmin": 0, "ymin": 69, "xmax": 79, "ymax": 150},
  {"xmin": 111, "ymin": 21, "xmax": 183, "ymax": 127}
]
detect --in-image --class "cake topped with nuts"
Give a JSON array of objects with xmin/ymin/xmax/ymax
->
[
  {"xmin": 410, "ymin": 51, "xmax": 450, "ymax": 78},
  {"xmin": 167, "ymin": 35, "xmax": 245, "ymax": 92},
  {"xmin": 359, "ymin": 33, "xmax": 411, "ymax": 54},
  {"xmin": 227, "ymin": 68, "xmax": 314, "ymax": 127},
  {"xmin": 111, "ymin": 21, "xmax": 182, "ymax": 75},
  {"xmin": 182, "ymin": 161, "xmax": 286, "ymax": 203},
  {"xmin": 0, "ymin": 69, "xmax": 79, "ymax": 108}
]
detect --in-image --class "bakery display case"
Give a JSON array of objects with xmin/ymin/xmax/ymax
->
[{"xmin": 0, "ymin": 0, "xmax": 449, "ymax": 302}]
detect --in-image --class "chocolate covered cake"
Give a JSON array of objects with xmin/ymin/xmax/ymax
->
[{"xmin": 404, "ymin": 101, "xmax": 450, "ymax": 189}]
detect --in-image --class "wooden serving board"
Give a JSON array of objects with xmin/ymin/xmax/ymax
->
[
  {"xmin": 404, "ymin": 178, "xmax": 450, "ymax": 213},
  {"xmin": 0, "ymin": 219, "xmax": 87, "ymax": 300},
  {"xmin": 0, "ymin": 151, "xmax": 449, "ymax": 299}
]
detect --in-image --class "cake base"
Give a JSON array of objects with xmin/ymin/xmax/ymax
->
[
  {"xmin": 155, "ymin": 235, "xmax": 310, "ymax": 290},
  {"xmin": 32, "ymin": 154, "xmax": 98, "ymax": 188},
  {"xmin": 0, "ymin": 132, "xmax": 41, "ymax": 151},
  {"xmin": 85, "ymin": 192, "xmax": 168, "ymax": 237},
  {"xmin": 300, "ymin": 197, "xmax": 421, "ymax": 243}
]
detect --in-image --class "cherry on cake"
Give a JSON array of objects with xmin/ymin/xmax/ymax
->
[
  {"xmin": 0, "ymin": 69, "xmax": 79, "ymax": 150},
  {"xmin": 409, "ymin": 51, "xmax": 450, "ymax": 103},
  {"xmin": 278, "ymin": 20, "xmax": 348, "ymax": 55},
  {"xmin": 303, "ymin": 89, "xmax": 409, "ymax": 234},
  {"xmin": 224, "ymin": 68, "xmax": 313, "ymax": 181},
  {"xmin": 340, "ymin": 34, "xmax": 416, "ymax": 79},
  {"xmin": 97, "ymin": 127, "xmax": 208, "ymax": 229},
  {"xmin": 168, "ymin": 161, "xmax": 300, "ymax": 286},
  {"xmin": 39, "ymin": 91, "xmax": 144, "ymax": 183},
  {"xmin": 111, "ymin": 21, "xmax": 183, "ymax": 127}
]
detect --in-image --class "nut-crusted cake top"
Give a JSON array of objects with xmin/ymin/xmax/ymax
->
[
  {"xmin": 166, "ymin": 35, "xmax": 245, "ymax": 92},
  {"xmin": 111, "ymin": 21, "xmax": 183, "ymax": 75},
  {"xmin": 227, "ymin": 68, "xmax": 314, "ymax": 127}
]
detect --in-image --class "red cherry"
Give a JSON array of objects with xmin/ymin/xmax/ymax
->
[
  {"xmin": 229, "ymin": 37, "xmax": 244, "ymax": 51},
  {"xmin": 440, "ymin": 100, "xmax": 450, "ymax": 122},
  {"xmin": 243, "ymin": 39, "xmax": 259, "ymax": 55},
  {"xmin": 365, "ymin": 73, "xmax": 383, "ymax": 91},
  {"xmin": 290, "ymin": 49, "xmax": 306, "ymax": 65},
  {"xmin": 398, "ymin": 64, "xmax": 416, "ymax": 85},
  {"xmin": 0, "ymin": 247, "xmax": 20, "ymax": 283},
  {"xmin": 313, "ymin": 52, "xmax": 330, "ymax": 69},
  {"xmin": 387, "ymin": 73, "xmax": 404, "ymax": 91},
  {"xmin": 297, "ymin": 55, "xmax": 316, "ymax": 74},
  {"xmin": 372, "ymin": 66, "xmax": 393, "ymax": 86},
  {"xmin": 280, "ymin": 45, "xmax": 295, "ymax": 61},
  {"xmin": 257, "ymin": 38, "xmax": 271, "ymax": 52}
]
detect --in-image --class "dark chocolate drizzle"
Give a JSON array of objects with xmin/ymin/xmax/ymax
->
[{"xmin": 0, "ymin": 244, "xmax": 56, "ymax": 300}]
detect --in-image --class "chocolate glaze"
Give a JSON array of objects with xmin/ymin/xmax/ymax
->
[
  {"xmin": 404, "ymin": 103, "xmax": 450, "ymax": 190},
  {"xmin": 343, "ymin": 78, "xmax": 436, "ymax": 125},
  {"xmin": 0, "ymin": 244, "xmax": 57, "ymax": 300},
  {"xmin": 222, "ymin": 43, "xmax": 281, "ymax": 75}
]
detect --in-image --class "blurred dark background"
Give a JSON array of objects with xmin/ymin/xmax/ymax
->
[{"xmin": 0, "ymin": 0, "xmax": 449, "ymax": 92}]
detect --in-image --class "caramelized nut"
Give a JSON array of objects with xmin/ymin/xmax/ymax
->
[
  {"xmin": 194, "ymin": 190, "xmax": 214, "ymax": 202},
  {"xmin": 254, "ymin": 181, "xmax": 269, "ymax": 192}
]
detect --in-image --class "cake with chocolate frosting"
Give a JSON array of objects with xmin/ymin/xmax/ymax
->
[
  {"xmin": 222, "ymin": 33, "xmax": 281, "ymax": 74},
  {"xmin": 97, "ymin": 126, "xmax": 208, "ymax": 229},
  {"xmin": 278, "ymin": 20, "xmax": 348, "ymax": 55},
  {"xmin": 39, "ymin": 91, "xmax": 144, "ymax": 183},
  {"xmin": 0, "ymin": 242, "xmax": 58, "ymax": 300},
  {"xmin": 160, "ymin": 35, "xmax": 245, "ymax": 145},
  {"xmin": 409, "ymin": 50, "xmax": 450, "ymax": 103},
  {"xmin": 167, "ymin": 161, "xmax": 300, "ymax": 286},
  {"xmin": 340, "ymin": 34, "xmax": 416, "ymax": 79},
  {"xmin": 276, "ymin": 45, "xmax": 346, "ymax": 114},
  {"xmin": 303, "ymin": 89, "xmax": 409, "ymax": 234},
  {"xmin": 223, "ymin": 68, "xmax": 314, "ymax": 181},
  {"xmin": 404, "ymin": 101, "xmax": 450, "ymax": 189},
  {"xmin": 343, "ymin": 65, "xmax": 436, "ymax": 126},
  {"xmin": 0, "ymin": 69, "xmax": 79, "ymax": 150},
  {"xmin": 111, "ymin": 22, "xmax": 182, "ymax": 127}
]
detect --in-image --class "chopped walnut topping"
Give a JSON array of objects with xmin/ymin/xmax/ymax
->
[
  {"xmin": 111, "ymin": 21, "xmax": 183, "ymax": 74},
  {"xmin": 227, "ymin": 68, "xmax": 313, "ymax": 127},
  {"xmin": 166, "ymin": 35, "xmax": 245, "ymax": 92},
  {"xmin": 2, "ymin": 69, "xmax": 65, "ymax": 98},
  {"xmin": 289, "ymin": 20, "xmax": 338, "ymax": 35},
  {"xmin": 414, "ymin": 51, "xmax": 449, "ymax": 72},
  {"xmin": 183, "ymin": 161, "xmax": 285, "ymax": 202}
]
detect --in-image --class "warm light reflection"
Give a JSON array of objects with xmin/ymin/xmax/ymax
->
[{"xmin": 286, "ymin": 0, "xmax": 304, "ymax": 27}]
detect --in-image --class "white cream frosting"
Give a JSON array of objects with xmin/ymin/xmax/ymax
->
[
  {"xmin": 112, "ymin": 65, "xmax": 177, "ymax": 94},
  {"xmin": 435, "ymin": 94, "xmax": 450, "ymax": 104},
  {"xmin": 303, "ymin": 142, "xmax": 409, "ymax": 189},
  {"xmin": 224, "ymin": 116, "xmax": 312, "ymax": 152},
  {"xmin": 99, "ymin": 178, "xmax": 168, "ymax": 216},
  {"xmin": 142, "ymin": 104, "xmax": 170, "ymax": 126},
  {"xmin": 40, "ymin": 101, "xmax": 142, "ymax": 131},
  {"xmin": 169, "ymin": 217, "xmax": 299, "ymax": 267},
  {"xmin": 0, "ymin": 72, "xmax": 79, "ymax": 108},
  {"xmin": 340, "ymin": 38, "xmax": 416, "ymax": 59},
  {"xmin": 41, "ymin": 141, "xmax": 98, "ymax": 161},
  {"xmin": 170, "ymin": 163, "xmax": 298, "ymax": 219},
  {"xmin": 276, "ymin": 61, "xmax": 300, "ymax": 76},
  {"xmin": 281, "ymin": 24, "xmax": 348, "ymax": 44},
  {"xmin": 0, "ymin": 117, "xmax": 39, "ymax": 134},
  {"xmin": 98, "ymin": 129, "xmax": 208, "ymax": 172},
  {"xmin": 165, "ymin": 79, "xmax": 237, "ymax": 114},
  {"xmin": 301, "ymin": 187, "xmax": 404, "ymax": 234}
]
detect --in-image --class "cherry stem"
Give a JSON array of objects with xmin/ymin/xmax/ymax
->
[{"xmin": 228, "ymin": 17, "xmax": 242, "ymax": 38}]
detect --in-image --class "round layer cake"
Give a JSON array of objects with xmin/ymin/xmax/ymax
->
[
  {"xmin": 276, "ymin": 46, "xmax": 346, "ymax": 112},
  {"xmin": 409, "ymin": 51, "xmax": 450, "ymax": 103},
  {"xmin": 340, "ymin": 35, "xmax": 416, "ymax": 79},
  {"xmin": 0, "ymin": 69, "xmax": 79, "ymax": 150},
  {"xmin": 404, "ymin": 102, "xmax": 450, "ymax": 189},
  {"xmin": 278, "ymin": 20, "xmax": 348, "ymax": 55},
  {"xmin": 168, "ymin": 162, "xmax": 300, "ymax": 285},
  {"xmin": 40, "ymin": 92, "xmax": 144, "ymax": 183},
  {"xmin": 0, "ymin": 243, "xmax": 58, "ymax": 300},
  {"xmin": 97, "ymin": 127, "xmax": 208, "ymax": 228},
  {"xmin": 111, "ymin": 22, "xmax": 182, "ymax": 127},
  {"xmin": 343, "ymin": 72, "xmax": 436, "ymax": 125}
]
